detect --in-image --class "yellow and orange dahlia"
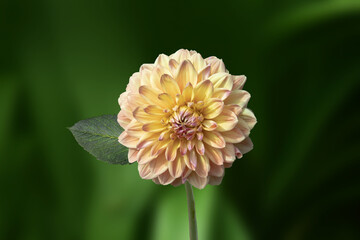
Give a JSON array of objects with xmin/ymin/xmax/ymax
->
[{"xmin": 117, "ymin": 49, "xmax": 256, "ymax": 189}]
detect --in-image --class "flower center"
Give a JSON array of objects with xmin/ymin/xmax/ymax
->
[{"xmin": 169, "ymin": 106, "xmax": 203, "ymax": 140}]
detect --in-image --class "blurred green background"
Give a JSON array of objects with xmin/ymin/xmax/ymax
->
[{"xmin": 1, "ymin": 0, "xmax": 360, "ymax": 239}]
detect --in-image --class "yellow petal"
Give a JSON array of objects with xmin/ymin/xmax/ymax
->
[
  {"xmin": 125, "ymin": 120, "xmax": 144, "ymax": 138},
  {"xmin": 225, "ymin": 104, "xmax": 242, "ymax": 115},
  {"xmin": 136, "ymin": 133, "xmax": 158, "ymax": 149},
  {"xmin": 212, "ymin": 88, "xmax": 231, "ymax": 100},
  {"xmin": 203, "ymin": 131, "xmax": 226, "ymax": 148},
  {"xmin": 195, "ymin": 154, "xmax": 210, "ymax": 177},
  {"xmin": 158, "ymin": 93, "xmax": 176, "ymax": 108},
  {"xmin": 234, "ymin": 137, "xmax": 253, "ymax": 154},
  {"xmin": 194, "ymin": 80, "xmax": 213, "ymax": 102},
  {"xmin": 212, "ymin": 108, "xmax": 238, "ymax": 132},
  {"xmin": 221, "ymin": 127, "xmax": 246, "ymax": 143},
  {"xmin": 170, "ymin": 49, "xmax": 191, "ymax": 63},
  {"xmin": 142, "ymin": 122, "xmax": 166, "ymax": 132},
  {"xmin": 188, "ymin": 150, "xmax": 197, "ymax": 170},
  {"xmin": 240, "ymin": 108, "xmax": 257, "ymax": 129},
  {"xmin": 213, "ymin": 74, "xmax": 233, "ymax": 91},
  {"xmin": 165, "ymin": 139, "xmax": 180, "ymax": 161},
  {"xmin": 149, "ymin": 154, "xmax": 168, "ymax": 177},
  {"xmin": 208, "ymin": 72, "xmax": 228, "ymax": 85},
  {"xmin": 224, "ymin": 90, "xmax": 250, "ymax": 108},
  {"xmin": 169, "ymin": 156, "xmax": 186, "ymax": 178},
  {"xmin": 150, "ymin": 140, "xmax": 169, "ymax": 157},
  {"xmin": 139, "ymin": 85, "xmax": 162, "ymax": 105},
  {"xmin": 205, "ymin": 145, "xmax": 224, "ymax": 165},
  {"xmin": 182, "ymin": 83, "xmax": 194, "ymax": 102},
  {"xmin": 195, "ymin": 140, "xmax": 205, "ymax": 155},
  {"xmin": 160, "ymin": 74, "xmax": 180, "ymax": 97},
  {"xmin": 206, "ymin": 56, "xmax": 226, "ymax": 74},
  {"xmin": 187, "ymin": 172, "xmax": 208, "ymax": 189},
  {"xmin": 189, "ymin": 53, "xmax": 206, "ymax": 71},
  {"xmin": 169, "ymin": 59, "xmax": 179, "ymax": 76},
  {"xmin": 202, "ymin": 119, "xmax": 218, "ymax": 131},
  {"xmin": 202, "ymin": 98, "xmax": 224, "ymax": 119},
  {"xmin": 144, "ymin": 105, "xmax": 165, "ymax": 115},
  {"xmin": 154, "ymin": 54, "xmax": 170, "ymax": 68},
  {"xmin": 149, "ymin": 66, "xmax": 167, "ymax": 91},
  {"xmin": 232, "ymin": 75, "xmax": 246, "ymax": 90},
  {"xmin": 175, "ymin": 60, "xmax": 197, "ymax": 91},
  {"xmin": 133, "ymin": 107, "xmax": 161, "ymax": 123},
  {"xmin": 137, "ymin": 147, "xmax": 156, "ymax": 164},
  {"xmin": 118, "ymin": 132, "xmax": 138, "ymax": 148},
  {"xmin": 197, "ymin": 65, "xmax": 211, "ymax": 83}
]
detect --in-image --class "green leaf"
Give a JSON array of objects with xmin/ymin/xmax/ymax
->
[{"xmin": 69, "ymin": 115, "xmax": 129, "ymax": 165}]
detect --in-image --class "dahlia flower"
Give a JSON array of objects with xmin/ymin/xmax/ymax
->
[{"xmin": 117, "ymin": 49, "xmax": 256, "ymax": 189}]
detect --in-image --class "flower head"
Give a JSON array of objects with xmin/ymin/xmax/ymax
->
[{"xmin": 118, "ymin": 49, "xmax": 256, "ymax": 189}]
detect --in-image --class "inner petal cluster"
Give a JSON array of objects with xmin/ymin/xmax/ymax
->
[{"xmin": 170, "ymin": 106, "xmax": 203, "ymax": 141}]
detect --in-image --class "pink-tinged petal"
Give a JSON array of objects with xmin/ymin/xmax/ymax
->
[
  {"xmin": 149, "ymin": 66, "xmax": 167, "ymax": 91},
  {"xmin": 208, "ymin": 72, "xmax": 228, "ymax": 85},
  {"xmin": 170, "ymin": 49, "xmax": 191, "ymax": 63},
  {"xmin": 209, "ymin": 161, "xmax": 224, "ymax": 177},
  {"xmin": 203, "ymin": 131, "xmax": 226, "ymax": 149},
  {"xmin": 189, "ymin": 53, "xmax": 206, "ymax": 71},
  {"xmin": 158, "ymin": 93, "xmax": 176, "ymax": 108},
  {"xmin": 175, "ymin": 60, "xmax": 197, "ymax": 91},
  {"xmin": 222, "ymin": 143, "xmax": 236, "ymax": 163},
  {"xmin": 224, "ymin": 162, "xmax": 233, "ymax": 168},
  {"xmin": 224, "ymin": 90, "xmax": 251, "ymax": 109},
  {"xmin": 206, "ymin": 56, "xmax": 226, "ymax": 74},
  {"xmin": 165, "ymin": 139, "xmax": 180, "ymax": 161},
  {"xmin": 150, "ymin": 140, "xmax": 169, "ymax": 157},
  {"xmin": 221, "ymin": 127, "xmax": 246, "ymax": 143},
  {"xmin": 149, "ymin": 154, "xmax": 168, "ymax": 177},
  {"xmin": 195, "ymin": 154, "xmax": 210, "ymax": 177},
  {"xmin": 158, "ymin": 171, "xmax": 175, "ymax": 185},
  {"xmin": 182, "ymin": 82, "xmax": 194, "ymax": 102},
  {"xmin": 118, "ymin": 132, "xmax": 138, "ymax": 148},
  {"xmin": 160, "ymin": 74, "xmax": 181, "ymax": 97},
  {"xmin": 136, "ymin": 133, "xmax": 158, "ymax": 149},
  {"xmin": 139, "ymin": 85, "xmax": 162, "ymax": 105},
  {"xmin": 195, "ymin": 140, "xmax": 205, "ymax": 155},
  {"xmin": 137, "ymin": 147, "xmax": 156, "ymax": 164},
  {"xmin": 240, "ymin": 108, "xmax": 257, "ymax": 129},
  {"xmin": 128, "ymin": 149, "xmax": 139, "ymax": 163},
  {"xmin": 117, "ymin": 110, "xmax": 131, "ymax": 129},
  {"xmin": 169, "ymin": 156, "xmax": 186, "ymax": 178},
  {"xmin": 169, "ymin": 59, "xmax": 179, "ymax": 76},
  {"xmin": 187, "ymin": 172, "xmax": 208, "ymax": 189},
  {"xmin": 225, "ymin": 104, "xmax": 242, "ymax": 116},
  {"xmin": 133, "ymin": 107, "xmax": 149, "ymax": 123},
  {"xmin": 125, "ymin": 120, "xmax": 144, "ymax": 138},
  {"xmin": 187, "ymin": 139, "xmax": 195, "ymax": 151},
  {"xmin": 152, "ymin": 177, "xmax": 160, "ymax": 184},
  {"xmin": 194, "ymin": 80, "xmax": 213, "ymax": 102},
  {"xmin": 197, "ymin": 65, "xmax": 211, "ymax": 83},
  {"xmin": 235, "ymin": 146, "xmax": 243, "ymax": 159},
  {"xmin": 205, "ymin": 145, "xmax": 224, "ymax": 165},
  {"xmin": 232, "ymin": 75, "xmax": 246, "ymax": 90},
  {"xmin": 212, "ymin": 88, "xmax": 231, "ymax": 100},
  {"xmin": 142, "ymin": 122, "xmax": 166, "ymax": 132},
  {"xmin": 144, "ymin": 105, "xmax": 165, "ymax": 115},
  {"xmin": 234, "ymin": 137, "xmax": 253, "ymax": 154},
  {"xmin": 202, "ymin": 120, "xmax": 218, "ymax": 131},
  {"xmin": 237, "ymin": 118, "xmax": 251, "ymax": 136},
  {"xmin": 188, "ymin": 150, "xmax": 197, "ymax": 170},
  {"xmin": 138, "ymin": 163, "xmax": 155, "ymax": 179},
  {"xmin": 171, "ymin": 178, "xmax": 183, "ymax": 187},
  {"xmin": 202, "ymin": 98, "xmax": 224, "ymax": 119},
  {"xmin": 212, "ymin": 108, "xmax": 238, "ymax": 132},
  {"xmin": 208, "ymin": 176, "xmax": 223, "ymax": 186},
  {"xmin": 180, "ymin": 140, "xmax": 187, "ymax": 155},
  {"xmin": 213, "ymin": 74, "xmax": 233, "ymax": 91}
]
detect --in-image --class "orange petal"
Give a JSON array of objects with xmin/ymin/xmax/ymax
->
[
  {"xmin": 118, "ymin": 132, "xmax": 138, "ymax": 148},
  {"xmin": 160, "ymin": 74, "xmax": 180, "ymax": 97},
  {"xmin": 203, "ymin": 131, "xmax": 226, "ymax": 148},
  {"xmin": 224, "ymin": 90, "xmax": 250, "ymax": 109},
  {"xmin": 194, "ymin": 80, "xmax": 213, "ymax": 102},
  {"xmin": 202, "ymin": 98, "xmax": 224, "ymax": 119},
  {"xmin": 212, "ymin": 108, "xmax": 238, "ymax": 132},
  {"xmin": 175, "ymin": 60, "xmax": 197, "ymax": 91}
]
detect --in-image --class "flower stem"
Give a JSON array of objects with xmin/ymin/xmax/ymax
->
[{"xmin": 185, "ymin": 181, "xmax": 198, "ymax": 240}]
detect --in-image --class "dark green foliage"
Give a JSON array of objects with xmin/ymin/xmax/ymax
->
[{"xmin": 69, "ymin": 115, "xmax": 129, "ymax": 165}]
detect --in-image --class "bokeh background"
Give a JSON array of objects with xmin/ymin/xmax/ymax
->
[{"xmin": 1, "ymin": 0, "xmax": 360, "ymax": 239}]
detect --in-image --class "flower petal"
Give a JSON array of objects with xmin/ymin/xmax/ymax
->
[
  {"xmin": 208, "ymin": 176, "xmax": 223, "ymax": 186},
  {"xmin": 187, "ymin": 172, "xmax": 208, "ymax": 189},
  {"xmin": 160, "ymin": 74, "xmax": 180, "ymax": 97},
  {"xmin": 125, "ymin": 120, "xmax": 144, "ymax": 138},
  {"xmin": 189, "ymin": 53, "xmax": 206, "ymax": 72},
  {"xmin": 212, "ymin": 88, "xmax": 231, "ymax": 100},
  {"xmin": 205, "ymin": 145, "xmax": 224, "ymax": 165},
  {"xmin": 128, "ymin": 149, "xmax": 139, "ymax": 163},
  {"xmin": 240, "ymin": 108, "xmax": 257, "ymax": 129},
  {"xmin": 206, "ymin": 57, "xmax": 226, "ymax": 74},
  {"xmin": 209, "ymin": 161, "xmax": 224, "ymax": 177},
  {"xmin": 197, "ymin": 65, "xmax": 211, "ymax": 83},
  {"xmin": 195, "ymin": 140, "xmax": 205, "ymax": 155},
  {"xmin": 144, "ymin": 105, "xmax": 165, "ymax": 115},
  {"xmin": 232, "ymin": 75, "xmax": 246, "ymax": 90},
  {"xmin": 194, "ymin": 80, "xmax": 213, "ymax": 102},
  {"xmin": 136, "ymin": 133, "xmax": 158, "ymax": 149},
  {"xmin": 158, "ymin": 171, "xmax": 175, "ymax": 185},
  {"xmin": 224, "ymin": 90, "xmax": 250, "ymax": 109},
  {"xmin": 175, "ymin": 60, "xmax": 197, "ymax": 91},
  {"xmin": 212, "ymin": 108, "xmax": 238, "ymax": 132},
  {"xmin": 202, "ymin": 98, "xmax": 224, "ymax": 119},
  {"xmin": 137, "ymin": 147, "xmax": 156, "ymax": 164},
  {"xmin": 138, "ymin": 163, "xmax": 155, "ymax": 179},
  {"xmin": 142, "ymin": 122, "xmax": 166, "ymax": 132},
  {"xmin": 165, "ymin": 139, "xmax": 180, "ymax": 161},
  {"xmin": 221, "ymin": 127, "xmax": 246, "ymax": 143},
  {"xmin": 139, "ymin": 85, "xmax": 162, "ymax": 105},
  {"xmin": 118, "ymin": 132, "xmax": 138, "ymax": 148},
  {"xmin": 202, "ymin": 119, "xmax": 218, "ymax": 131},
  {"xmin": 158, "ymin": 93, "xmax": 176, "ymax": 108},
  {"xmin": 182, "ymin": 82, "xmax": 194, "ymax": 102},
  {"xmin": 203, "ymin": 131, "xmax": 226, "ymax": 148},
  {"xmin": 169, "ymin": 156, "xmax": 186, "ymax": 178},
  {"xmin": 195, "ymin": 154, "xmax": 210, "ymax": 177},
  {"xmin": 221, "ymin": 143, "xmax": 236, "ymax": 163},
  {"xmin": 149, "ymin": 154, "xmax": 168, "ymax": 177},
  {"xmin": 234, "ymin": 137, "xmax": 253, "ymax": 154}
]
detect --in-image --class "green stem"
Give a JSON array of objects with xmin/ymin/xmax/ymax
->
[{"xmin": 185, "ymin": 181, "xmax": 198, "ymax": 240}]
